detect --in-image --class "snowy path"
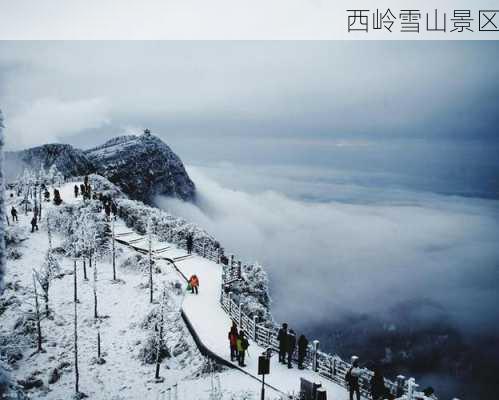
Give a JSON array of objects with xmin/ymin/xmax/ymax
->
[
  {"xmin": 58, "ymin": 182, "xmax": 353, "ymax": 398},
  {"xmin": 113, "ymin": 227, "xmax": 352, "ymax": 399}
]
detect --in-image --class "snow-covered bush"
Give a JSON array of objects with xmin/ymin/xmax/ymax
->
[
  {"xmin": 227, "ymin": 262, "xmax": 272, "ymax": 323},
  {"xmin": 119, "ymin": 253, "xmax": 159, "ymax": 274},
  {"xmin": 49, "ymin": 201, "xmax": 110, "ymax": 259},
  {"xmin": 116, "ymin": 199, "xmax": 220, "ymax": 254},
  {"xmin": 5, "ymin": 247, "xmax": 22, "ymax": 260},
  {"xmin": 88, "ymin": 174, "xmax": 125, "ymax": 200},
  {"xmin": 139, "ymin": 302, "xmax": 171, "ymax": 364},
  {"xmin": 4, "ymin": 225, "xmax": 28, "ymax": 246}
]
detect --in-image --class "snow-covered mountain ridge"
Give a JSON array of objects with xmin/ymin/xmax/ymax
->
[{"xmin": 5, "ymin": 131, "xmax": 196, "ymax": 204}]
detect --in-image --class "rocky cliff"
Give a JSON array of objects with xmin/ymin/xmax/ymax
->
[{"xmin": 85, "ymin": 131, "xmax": 195, "ymax": 202}]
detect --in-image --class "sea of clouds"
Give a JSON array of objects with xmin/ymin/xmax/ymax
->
[{"xmin": 157, "ymin": 165, "xmax": 499, "ymax": 339}]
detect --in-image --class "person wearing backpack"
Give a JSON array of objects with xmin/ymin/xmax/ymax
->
[
  {"xmin": 228, "ymin": 321, "xmax": 239, "ymax": 362},
  {"xmin": 237, "ymin": 330, "xmax": 249, "ymax": 367},
  {"xmin": 346, "ymin": 356, "xmax": 363, "ymax": 400}
]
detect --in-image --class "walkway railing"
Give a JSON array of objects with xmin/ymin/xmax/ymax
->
[
  {"xmin": 218, "ymin": 258, "xmax": 433, "ymax": 400},
  {"xmin": 78, "ymin": 175, "xmax": 436, "ymax": 400}
]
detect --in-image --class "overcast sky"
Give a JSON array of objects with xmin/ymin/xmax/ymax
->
[
  {"xmin": 2, "ymin": 42, "xmax": 499, "ymax": 398},
  {"xmin": 1, "ymin": 41, "xmax": 498, "ymax": 198}
]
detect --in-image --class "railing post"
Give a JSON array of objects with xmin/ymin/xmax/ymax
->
[
  {"xmin": 230, "ymin": 254, "xmax": 235, "ymax": 266},
  {"xmin": 407, "ymin": 378, "xmax": 417, "ymax": 400},
  {"xmin": 237, "ymin": 261, "xmax": 242, "ymax": 279},
  {"xmin": 202, "ymin": 243, "xmax": 206, "ymax": 258},
  {"xmin": 312, "ymin": 340, "xmax": 320, "ymax": 372},
  {"xmin": 228, "ymin": 292, "xmax": 232, "ymax": 315},
  {"xmin": 253, "ymin": 315, "xmax": 258, "ymax": 341},
  {"xmin": 396, "ymin": 375, "xmax": 406, "ymax": 398},
  {"xmin": 238, "ymin": 302, "xmax": 242, "ymax": 327}
]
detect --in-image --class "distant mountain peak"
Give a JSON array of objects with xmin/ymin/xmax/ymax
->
[{"xmin": 6, "ymin": 133, "xmax": 196, "ymax": 203}]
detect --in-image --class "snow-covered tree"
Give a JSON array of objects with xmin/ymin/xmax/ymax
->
[
  {"xmin": 148, "ymin": 218, "xmax": 154, "ymax": 304},
  {"xmin": 34, "ymin": 250, "xmax": 61, "ymax": 317},
  {"xmin": 154, "ymin": 287, "xmax": 168, "ymax": 380},
  {"xmin": 0, "ymin": 109, "xmax": 5, "ymax": 291},
  {"xmin": 31, "ymin": 271, "xmax": 43, "ymax": 352},
  {"xmin": 93, "ymin": 259, "xmax": 99, "ymax": 319},
  {"xmin": 111, "ymin": 218, "xmax": 117, "ymax": 281}
]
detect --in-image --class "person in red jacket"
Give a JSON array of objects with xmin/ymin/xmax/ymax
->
[
  {"xmin": 228, "ymin": 321, "xmax": 239, "ymax": 362},
  {"xmin": 189, "ymin": 274, "xmax": 199, "ymax": 294}
]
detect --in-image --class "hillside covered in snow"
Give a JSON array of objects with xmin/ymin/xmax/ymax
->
[{"xmin": 5, "ymin": 131, "xmax": 196, "ymax": 204}]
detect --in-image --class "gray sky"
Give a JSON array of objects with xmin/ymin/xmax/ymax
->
[
  {"xmin": 2, "ymin": 41, "xmax": 499, "ymax": 398},
  {"xmin": 1, "ymin": 41, "xmax": 498, "ymax": 198}
]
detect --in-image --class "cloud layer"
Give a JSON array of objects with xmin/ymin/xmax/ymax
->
[
  {"xmin": 157, "ymin": 166, "xmax": 499, "ymax": 336},
  {"xmin": 6, "ymin": 97, "xmax": 110, "ymax": 148}
]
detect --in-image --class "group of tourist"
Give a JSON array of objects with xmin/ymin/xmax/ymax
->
[
  {"xmin": 228, "ymin": 321, "xmax": 250, "ymax": 367},
  {"xmin": 277, "ymin": 322, "xmax": 309, "ymax": 370}
]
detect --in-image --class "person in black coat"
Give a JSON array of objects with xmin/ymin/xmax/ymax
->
[
  {"xmin": 277, "ymin": 323, "xmax": 288, "ymax": 364},
  {"xmin": 31, "ymin": 216, "xmax": 39, "ymax": 232},
  {"xmin": 74, "ymin": 184, "xmax": 79, "ymax": 198},
  {"xmin": 371, "ymin": 367, "xmax": 388, "ymax": 400},
  {"xmin": 186, "ymin": 234, "xmax": 193, "ymax": 254},
  {"xmin": 287, "ymin": 329, "xmax": 296, "ymax": 368},
  {"xmin": 298, "ymin": 334, "xmax": 308, "ymax": 369},
  {"xmin": 10, "ymin": 206, "xmax": 18, "ymax": 222}
]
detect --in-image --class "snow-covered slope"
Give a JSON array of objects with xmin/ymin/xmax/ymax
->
[
  {"xmin": 86, "ymin": 132, "xmax": 195, "ymax": 203},
  {"xmin": 0, "ymin": 181, "xmax": 284, "ymax": 400},
  {"xmin": 6, "ymin": 132, "xmax": 196, "ymax": 204},
  {"xmin": 5, "ymin": 144, "xmax": 95, "ymax": 181}
]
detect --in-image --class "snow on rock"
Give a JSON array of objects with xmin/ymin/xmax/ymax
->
[
  {"xmin": 86, "ymin": 132, "xmax": 196, "ymax": 203},
  {"xmin": 6, "ymin": 132, "xmax": 196, "ymax": 205},
  {"xmin": 5, "ymin": 144, "xmax": 95, "ymax": 180}
]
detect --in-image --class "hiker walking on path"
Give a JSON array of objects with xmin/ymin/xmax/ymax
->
[
  {"xmin": 346, "ymin": 356, "xmax": 364, "ymax": 400},
  {"xmin": 74, "ymin": 184, "xmax": 79, "ymax": 198},
  {"xmin": 31, "ymin": 215, "xmax": 39, "ymax": 233},
  {"xmin": 298, "ymin": 334, "xmax": 308, "ymax": 369},
  {"xmin": 228, "ymin": 321, "xmax": 239, "ymax": 362},
  {"xmin": 237, "ymin": 330, "xmax": 249, "ymax": 367},
  {"xmin": 11, "ymin": 206, "xmax": 18, "ymax": 222},
  {"xmin": 277, "ymin": 323, "xmax": 289, "ymax": 364},
  {"xmin": 287, "ymin": 329, "xmax": 296, "ymax": 368},
  {"xmin": 186, "ymin": 234, "xmax": 193, "ymax": 255},
  {"xmin": 188, "ymin": 274, "xmax": 199, "ymax": 295}
]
